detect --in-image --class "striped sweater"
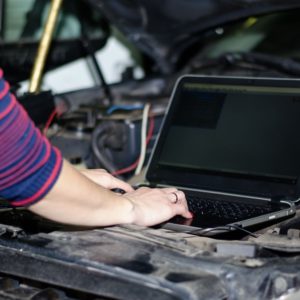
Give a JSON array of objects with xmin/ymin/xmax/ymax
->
[{"xmin": 0, "ymin": 69, "xmax": 62, "ymax": 206}]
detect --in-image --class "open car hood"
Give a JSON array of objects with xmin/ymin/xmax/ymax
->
[{"xmin": 88, "ymin": 0, "xmax": 300, "ymax": 73}]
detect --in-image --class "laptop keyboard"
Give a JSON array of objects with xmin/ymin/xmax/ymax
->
[{"xmin": 187, "ymin": 194, "xmax": 276, "ymax": 221}]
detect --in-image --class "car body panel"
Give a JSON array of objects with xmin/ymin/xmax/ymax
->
[{"xmin": 87, "ymin": 0, "xmax": 300, "ymax": 73}]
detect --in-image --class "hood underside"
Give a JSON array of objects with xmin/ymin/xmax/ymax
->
[{"xmin": 88, "ymin": 0, "xmax": 300, "ymax": 73}]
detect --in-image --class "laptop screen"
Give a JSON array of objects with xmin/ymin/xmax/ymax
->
[{"xmin": 146, "ymin": 76, "xmax": 300, "ymax": 198}]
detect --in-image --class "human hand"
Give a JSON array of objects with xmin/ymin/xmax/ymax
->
[
  {"xmin": 122, "ymin": 187, "xmax": 193, "ymax": 226},
  {"xmin": 80, "ymin": 169, "xmax": 134, "ymax": 192}
]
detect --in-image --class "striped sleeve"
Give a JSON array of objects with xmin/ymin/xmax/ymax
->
[{"xmin": 0, "ymin": 69, "xmax": 63, "ymax": 206}]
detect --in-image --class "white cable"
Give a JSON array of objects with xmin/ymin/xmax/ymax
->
[{"xmin": 135, "ymin": 104, "xmax": 151, "ymax": 175}]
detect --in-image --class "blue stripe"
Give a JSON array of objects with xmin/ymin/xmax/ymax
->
[
  {"xmin": 0, "ymin": 123, "xmax": 38, "ymax": 172},
  {"xmin": 0, "ymin": 77, "xmax": 6, "ymax": 92},
  {"xmin": 0, "ymin": 74, "xmax": 63, "ymax": 206},
  {"xmin": 0, "ymin": 93, "xmax": 12, "ymax": 111},
  {"xmin": 0, "ymin": 147, "xmax": 58, "ymax": 201},
  {"xmin": 0, "ymin": 103, "xmax": 19, "ymax": 131}
]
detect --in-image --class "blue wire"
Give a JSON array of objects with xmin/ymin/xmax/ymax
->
[{"xmin": 106, "ymin": 105, "xmax": 144, "ymax": 115}]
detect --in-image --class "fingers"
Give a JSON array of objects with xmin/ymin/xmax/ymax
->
[
  {"xmin": 166, "ymin": 190, "xmax": 184, "ymax": 204},
  {"xmin": 165, "ymin": 190, "xmax": 190, "ymax": 214},
  {"xmin": 134, "ymin": 186, "xmax": 193, "ymax": 220},
  {"xmin": 161, "ymin": 187, "xmax": 178, "ymax": 194},
  {"xmin": 110, "ymin": 177, "xmax": 134, "ymax": 193},
  {"xmin": 169, "ymin": 191, "xmax": 193, "ymax": 219},
  {"xmin": 175, "ymin": 204, "xmax": 193, "ymax": 219},
  {"xmin": 168, "ymin": 192, "xmax": 179, "ymax": 204},
  {"xmin": 80, "ymin": 169, "xmax": 134, "ymax": 192}
]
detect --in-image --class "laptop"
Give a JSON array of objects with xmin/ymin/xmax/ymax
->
[{"xmin": 144, "ymin": 75, "xmax": 299, "ymax": 234}]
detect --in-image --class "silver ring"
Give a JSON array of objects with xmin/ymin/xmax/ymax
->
[{"xmin": 172, "ymin": 192, "xmax": 179, "ymax": 204}]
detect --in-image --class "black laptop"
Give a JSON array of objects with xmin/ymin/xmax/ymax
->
[{"xmin": 145, "ymin": 75, "xmax": 299, "ymax": 233}]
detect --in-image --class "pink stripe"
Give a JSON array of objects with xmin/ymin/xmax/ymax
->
[
  {"xmin": 0, "ymin": 96, "xmax": 22, "ymax": 139},
  {"xmin": 0, "ymin": 137, "xmax": 51, "ymax": 188},
  {"xmin": 1, "ymin": 117, "xmax": 33, "ymax": 153},
  {"xmin": 0, "ymin": 123, "xmax": 36, "ymax": 167},
  {"xmin": 0, "ymin": 134, "xmax": 42, "ymax": 181},
  {"xmin": 0, "ymin": 94, "xmax": 51, "ymax": 187},
  {"xmin": 0, "ymin": 81, "xmax": 10, "ymax": 100},
  {"xmin": 0, "ymin": 92, "xmax": 16, "ymax": 119},
  {"xmin": 11, "ymin": 147, "xmax": 62, "ymax": 206},
  {"xmin": 0, "ymin": 104, "xmax": 27, "ymax": 137},
  {"xmin": 0, "ymin": 110, "xmax": 37, "ymax": 169},
  {"xmin": 0, "ymin": 104, "xmax": 34, "ymax": 163},
  {"xmin": 0, "ymin": 104, "xmax": 19, "ymax": 134}
]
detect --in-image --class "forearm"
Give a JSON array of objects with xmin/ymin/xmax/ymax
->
[
  {"xmin": 0, "ymin": 71, "xmax": 62, "ymax": 206},
  {"xmin": 0, "ymin": 69, "xmax": 191, "ymax": 227},
  {"xmin": 29, "ymin": 159, "xmax": 134, "ymax": 226}
]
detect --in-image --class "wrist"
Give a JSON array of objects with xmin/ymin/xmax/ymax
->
[{"xmin": 121, "ymin": 195, "xmax": 136, "ymax": 224}]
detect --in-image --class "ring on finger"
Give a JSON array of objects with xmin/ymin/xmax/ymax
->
[{"xmin": 171, "ymin": 192, "xmax": 179, "ymax": 204}]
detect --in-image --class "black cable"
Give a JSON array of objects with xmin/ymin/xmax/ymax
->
[
  {"xmin": 185, "ymin": 226, "xmax": 233, "ymax": 237},
  {"xmin": 91, "ymin": 122, "xmax": 119, "ymax": 173},
  {"xmin": 228, "ymin": 224, "xmax": 258, "ymax": 238},
  {"xmin": 80, "ymin": 30, "xmax": 113, "ymax": 106},
  {"xmin": 223, "ymin": 52, "xmax": 300, "ymax": 76},
  {"xmin": 185, "ymin": 224, "xmax": 258, "ymax": 238},
  {"xmin": 186, "ymin": 51, "xmax": 300, "ymax": 77},
  {"xmin": 292, "ymin": 198, "xmax": 300, "ymax": 206}
]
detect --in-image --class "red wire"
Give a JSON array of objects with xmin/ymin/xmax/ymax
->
[
  {"xmin": 112, "ymin": 115, "xmax": 155, "ymax": 176},
  {"xmin": 43, "ymin": 108, "xmax": 155, "ymax": 175},
  {"xmin": 43, "ymin": 108, "xmax": 60, "ymax": 136},
  {"xmin": 146, "ymin": 115, "xmax": 155, "ymax": 145}
]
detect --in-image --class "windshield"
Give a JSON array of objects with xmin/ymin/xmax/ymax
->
[{"xmin": 0, "ymin": 0, "xmax": 109, "ymax": 84}]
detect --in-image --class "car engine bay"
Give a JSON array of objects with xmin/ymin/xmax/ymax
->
[{"xmin": 1, "ymin": 0, "xmax": 300, "ymax": 299}]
